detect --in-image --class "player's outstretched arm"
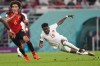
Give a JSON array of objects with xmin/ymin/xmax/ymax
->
[
  {"xmin": 57, "ymin": 15, "xmax": 74, "ymax": 26},
  {"xmin": 0, "ymin": 18, "xmax": 10, "ymax": 30},
  {"xmin": 0, "ymin": 18, "xmax": 16, "ymax": 38},
  {"xmin": 39, "ymin": 41, "xmax": 43, "ymax": 48}
]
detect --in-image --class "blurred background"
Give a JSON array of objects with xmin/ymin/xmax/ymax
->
[{"xmin": 0, "ymin": 0, "xmax": 100, "ymax": 53}]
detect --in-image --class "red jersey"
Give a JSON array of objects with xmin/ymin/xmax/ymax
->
[{"xmin": 7, "ymin": 12, "xmax": 24, "ymax": 34}]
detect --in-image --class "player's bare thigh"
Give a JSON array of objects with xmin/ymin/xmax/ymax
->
[{"xmin": 23, "ymin": 35, "xmax": 30, "ymax": 42}]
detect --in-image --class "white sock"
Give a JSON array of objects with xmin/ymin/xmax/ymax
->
[
  {"xmin": 76, "ymin": 51, "xmax": 80, "ymax": 54},
  {"xmin": 17, "ymin": 48, "xmax": 22, "ymax": 56},
  {"xmin": 63, "ymin": 46, "xmax": 71, "ymax": 52},
  {"xmin": 63, "ymin": 41, "xmax": 79, "ymax": 51},
  {"xmin": 79, "ymin": 51, "xmax": 88, "ymax": 55}
]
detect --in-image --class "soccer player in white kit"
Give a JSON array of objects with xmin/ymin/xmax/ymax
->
[{"xmin": 39, "ymin": 15, "xmax": 95, "ymax": 56}]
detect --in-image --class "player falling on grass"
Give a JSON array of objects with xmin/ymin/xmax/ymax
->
[
  {"xmin": 39, "ymin": 15, "xmax": 95, "ymax": 56},
  {"xmin": 0, "ymin": 16, "xmax": 15, "ymax": 38},
  {"xmin": 5, "ymin": 1, "xmax": 40, "ymax": 62}
]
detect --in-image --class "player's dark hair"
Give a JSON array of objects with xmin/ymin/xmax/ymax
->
[
  {"xmin": 10, "ymin": 1, "xmax": 22, "ymax": 9},
  {"xmin": 9, "ymin": 1, "xmax": 22, "ymax": 13},
  {"xmin": 41, "ymin": 23, "xmax": 48, "ymax": 28}
]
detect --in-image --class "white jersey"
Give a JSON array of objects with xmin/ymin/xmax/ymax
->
[
  {"xmin": 21, "ymin": 13, "xmax": 28, "ymax": 32},
  {"xmin": 40, "ymin": 23, "xmax": 67, "ymax": 48}
]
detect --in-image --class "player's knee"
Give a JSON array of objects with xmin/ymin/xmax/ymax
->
[
  {"xmin": 19, "ymin": 45, "xmax": 24, "ymax": 49},
  {"xmin": 23, "ymin": 36, "xmax": 30, "ymax": 42},
  {"xmin": 62, "ymin": 40, "xmax": 68, "ymax": 46},
  {"xmin": 61, "ymin": 39, "xmax": 66, "ymax": 44}
]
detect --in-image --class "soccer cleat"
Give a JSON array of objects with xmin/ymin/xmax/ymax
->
[
  {"xmin": 88, "ymin": 52, "xmax": 95, "ymax": 56},
  {"xmin": 24, "ymin": 54, "xmax": 30, "ymax": 62},
  {"xmin": 33, "ymin": 54, "xmax": 40, "ymax": 60},
  {"xmin": 79, "ymin": 51, "xmax": 88, "ymax": 55},
  {"xmin": 32, "ymin": 52, "xmax": 40, "ymax": 60},
  {"xmin": 79, "ymin": 51, "xmax": 95, "ymax": 56},
  {"xmin": 79, "ymin": 49, "xmax": 85, "ymax": 53}
]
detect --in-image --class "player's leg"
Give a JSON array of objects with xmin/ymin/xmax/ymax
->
[
  {"xmin": 23, "ymin": 35, "xmax": 40, "ymax": 60},
  {"xmin": 61, "ymin": 40, "xmax": 95, "ymax": 56},
  {"xmin": 20, "ymin": 30, "xmax": 40, "ymax": 60},
  {"xmin": 17, "ymin": 40, "xmax": 25, "ymax": 57},
  {"xmin": 19, "ymin": 43, "xmax": 30, "ymax": 62},
  {"xmin": 17, "ymin": 47, "xmax": 22, "ymax": 57},
  {"xmin": 61, "ymin": 40, "xmax": 79, "ymax": 50},
  {"xmin": 58, "ymin": 43, "xmax": 80, "ymax": 54},
  {"xmin": 11, "ymin": 36, "xmax": 30, "ymax": 62},
  {"xmin": 61, "ymin": 40, "xmax": 88, "ymax": 54}
]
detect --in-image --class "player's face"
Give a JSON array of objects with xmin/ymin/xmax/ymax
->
[
  {"xmin": 43, "ymin": 26, "xmax": 50, "ymax": 34},
  {"xmin": 11, "ymin": 4, "xmax": 19, "ymax": 13}
]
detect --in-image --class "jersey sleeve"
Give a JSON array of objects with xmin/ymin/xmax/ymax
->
[
  {"xmin": 22, "ymin": 13, "xmax": 28, "ymax": 21},
  {"xmin": 50, "ymin": 23, "xmax": 58, "ymax": 29},
  {"xmin": 21, "ymin": 22, "xmax": 26, "ymax": 31},
  {"xmin": 6, "ymin": 14, "xmax": 8, "ymax": 17},
  {"xmin": 40, "ymin": 32, "xmax": 44, "ymax": 41},
  {"xmin": 5, "ymin": 13, "xmax": 9, "ymax": 17},
  {"xmin": 5, "ymin": 14, "xmax": 9, "ymax": 22}
]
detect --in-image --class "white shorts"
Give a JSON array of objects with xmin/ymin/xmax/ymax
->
[
  {"xmin": 49, "ymin": 35, "xmax": 71, "ymax": 52},
  {"xmin": 57, "ymin": 35, "xmax": 71, "ymax": 52},
  {"xmin": 58, "ymin": 41, "xmax": 71, "ymax": 52}
]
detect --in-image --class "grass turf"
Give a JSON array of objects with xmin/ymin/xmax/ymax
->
[{"xmin": 0, "ymin": 51, "xmax": 100, "ymax": 66}]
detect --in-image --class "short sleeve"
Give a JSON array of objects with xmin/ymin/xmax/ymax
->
[
  {"xmin": 22, "ymin": 13, "xmax": 28, "ymax": 21},
  {"xmin": 50, "ymin": 23, "xmax": 58, "ymax": 29},
  {"xmin": 5, "ymin": 14, "xmax": 8, "ymax": 18}
]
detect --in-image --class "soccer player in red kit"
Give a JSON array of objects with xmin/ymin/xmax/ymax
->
[{"xmin": 6, "ymin": 1, "xmax": 40, "ymax": 62}]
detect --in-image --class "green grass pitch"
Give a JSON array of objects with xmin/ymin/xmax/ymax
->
[{"xmin": 0, "ymin": 51, "xmax": 100, "ymax": 66}]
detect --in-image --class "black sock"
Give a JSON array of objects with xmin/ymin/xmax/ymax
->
[
  {"xmin": 27, "ymin": 41, "xmax": 34, "ymax": 52},
  {"xmin": 19, "ymin": 48, "xmax": 25, "ymax": 55}
]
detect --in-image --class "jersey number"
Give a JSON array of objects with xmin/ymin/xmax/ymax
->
[
  {"xmin": 14, "ymin": 20, "xmax": 17, "ymax": 25},
  {"xmin": 50, "ymin": 34, "xmax": 55, "ymax": 38}
]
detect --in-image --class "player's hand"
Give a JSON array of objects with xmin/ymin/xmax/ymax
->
[
  {"xmin": 68, "ymin": 15, "xmax": 74, "ymax": 18},
  {"xmin": 8, "ymin": 30, "xmax": 16, "ymax": 38}
]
